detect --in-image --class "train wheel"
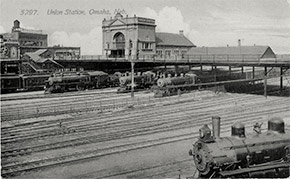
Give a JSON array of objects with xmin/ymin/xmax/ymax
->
[
  {"xmin": 60, "ymin": 87, "xmax": 65, "ymax": 93},
  {"xmin": 95, "ymin": 83, "xmax": 99, "ymax": 89},
  {"xmin": 166, "ymin": 89, "xmax": 170, "ymax": 96},
  {"xmin": 177, "ymin": 89, "xmax": 181, "ymax": 96},
  {"xmin": 76, "ymin": 85, "xmax": 85, "ymax": 91}
]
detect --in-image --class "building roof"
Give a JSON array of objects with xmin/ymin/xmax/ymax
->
[
  {"xmin": 25, "ymin": 49, "xmax": 63, "ymax": 67},
  {"xmin": 25, "ymin": 49, "xmax": 47, "ymax": 62},
  {"xmin": 186, "ymin": 46, "xmax": 275, "ymax": 57},
  {"xmin": 155, "ymin": 32, "xmax": 196, "ymax": 47}
]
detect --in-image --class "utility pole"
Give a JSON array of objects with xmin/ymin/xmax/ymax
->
[
  {"xmin": 264, "ymin": 67, "xmax": 267, "ymax": 98},
  {"xmin": 131, "ymin": 58, "xmax": 134, "ymax": 98}
]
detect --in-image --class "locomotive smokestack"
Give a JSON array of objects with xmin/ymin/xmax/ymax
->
[{"xmin": 212, "ymin": 116, "xmax": 221, "ymax": 139}]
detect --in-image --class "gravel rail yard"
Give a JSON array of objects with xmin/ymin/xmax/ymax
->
[{"xmin": 1, "ymin": 82, "xmax": 290, "ymax": 178}]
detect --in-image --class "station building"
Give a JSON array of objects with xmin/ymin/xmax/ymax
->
[{"xmin": 102, "ymin": 13, "xmax": 196, "ymax": 59}]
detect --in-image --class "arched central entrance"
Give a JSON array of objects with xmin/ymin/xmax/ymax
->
[{"xmin": 111, "ymin": 32, "xmax": 125, "ymax": 58}]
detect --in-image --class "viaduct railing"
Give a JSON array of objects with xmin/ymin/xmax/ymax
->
[{"xmin": 55, "ymin": 54, "xmax": 290, "ymax": 66}]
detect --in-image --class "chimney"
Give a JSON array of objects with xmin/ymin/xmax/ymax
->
[
  {"xmin": 179, "ymin": 30, "xmax": 184, "ymax": 35},
  {"xmin": 12, "ymin": 20, "xmax": 20, "ymax": 32},
  {"xmin": 13, "ymin": 20, "xmax": 20, "ymax": 28},
  {"xmin": 238, "ymin": 39, "xmax": 241, "ymax": 47}
]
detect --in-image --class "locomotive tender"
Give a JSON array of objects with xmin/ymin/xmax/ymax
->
[{"xmin": 189, "ymin": 116, "xmax": 290, "ymax": 178}]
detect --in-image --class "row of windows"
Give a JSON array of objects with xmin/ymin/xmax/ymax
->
[
  {"xmin": 26, "ymin": 78, "xmax": 47, "ymax": 84},
  {"xmin": 156, "ymin": 50, "xmax": 187, "ymax": 57},
  {"xmin": 20, "ymin": 40, "xmax": 45, "ymax": 46},
  {"xmin": 142, "ymin": 42, "xmax": 153, "ymax": 49},
  {"xmin": 60, "ymin": 68, "xmax": 84, "ymax": 72},
  {"xmin": 106, "ymin": 40, "xmax": 134, "ymax": 49}
]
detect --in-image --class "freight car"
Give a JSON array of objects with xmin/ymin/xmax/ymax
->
[
  {"xmin": 189, "ymin": 116, "xmax": 290, "ymax": 178},
  {"xmin": 44, "ymin": 71, "xmax": 116, "ymax": 93},
  {"xmin": 117, "ymin": 71, "xmax": 156, "ymax": 93}
]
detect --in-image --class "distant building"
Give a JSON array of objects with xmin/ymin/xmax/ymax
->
[
  {"xmin": 22, "ymin": 46, "xmax": 80, "ymax": 73},
  {"xmin": 102, "ymin": 13, "xmax": 195, "ymax": 59},
  {"xmin": 0, "ymin": 20, "xmax": 48, "ymax": 55},
  {"xmin": 186, "ymin": 46, "xmax": 276, "ymax": 59},
  {"xmin": 0, "ymin": 21, "xmax": 81, "ymax": 74},
  {"xmin": 47, "ymin": 46, "xmax": 81, "ymax": 60},
  {"xmin": 22, "ymin": 49, "xmax": 63, "ymax": 73},
  {"xmin": 156, "ymin": 31, "xmax": 195, "ymax": 58}
]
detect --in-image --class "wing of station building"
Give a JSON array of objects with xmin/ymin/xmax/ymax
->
[{"xmin": 155, "ymin": 32, "xmax": 196, "ymax": 48}]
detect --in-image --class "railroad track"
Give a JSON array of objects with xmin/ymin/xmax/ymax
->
[
  {"xmin": 2, "ymin": 104, "xmax": 288, "ymax": 159},
  {"xmin": 1, "ymin": 114, "xmax": 281, "ymax": 177},
  {"xmin": 2, "ymin": 80, "xmax": 288, "ymax": 121},
  {"xmin": 1, "ymin": 90, "xmax": 153, "ymax": 121},
  {"xmin": 1, "ymin": 93, "xmax": 288, "ymax": 149},
  {"xmin": 0, "ymin": 87, "xmax": 119, "ymax": 101},
  {"xmin": 3, "ymin": 93, "xmax": 288, "ymax": 176},
  {"xmin": 0, "ymin": 92, "xmax": 266, "ymax": 144}
]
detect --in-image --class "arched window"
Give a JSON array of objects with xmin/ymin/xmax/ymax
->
[{"xmin": 113, "ymin": 32, "xmax": 125, "ymax": 49}]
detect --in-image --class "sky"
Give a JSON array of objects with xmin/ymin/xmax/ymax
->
[{"xmin": 0, "ymin": 0, "xmax": 289, "ymax": 55}]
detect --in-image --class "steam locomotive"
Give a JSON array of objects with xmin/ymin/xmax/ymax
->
[
  {"xmin": 153, "ymin": 73, "xmax": 197, "ymax": 97},
  {"xmin": 44, "ymin": 71, "xmax": 119, "ymax": 93},
  {"xmin": 117, "ymin": 71, "xmax": 156, "ymax": 93},
  {"xmin": 189, "ymin": 116, "xmax": 290, "ymax": 178}
]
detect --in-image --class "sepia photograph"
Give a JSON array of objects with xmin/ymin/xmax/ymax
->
[{"xmin": 1, "ymin": 0, "xmax": 290, "ymax": 178}]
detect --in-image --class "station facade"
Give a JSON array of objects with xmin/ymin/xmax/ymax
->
[{"xmin": 102, "ymin": 13, "xmax": 196, "ymax": 59}]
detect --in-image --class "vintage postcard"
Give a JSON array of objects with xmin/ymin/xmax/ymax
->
[{"xmin": 1, "ymin": 0, "xmax": 290, "ymax": 178}]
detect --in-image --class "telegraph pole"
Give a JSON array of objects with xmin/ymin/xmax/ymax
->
[
  {"xmin": 130, "ymin": 41, "xmax": 138, "ymax": 98},
  {"xmin": 264, "ymin": 67, "xmax": 267, "ymax": 98},
  {"xmin": 131, "ymin": 58, "xmax": 134, "ymax": 98}
]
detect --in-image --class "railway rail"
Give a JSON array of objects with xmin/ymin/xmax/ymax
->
[
  {"xmin": 0, "ymin": 87, "xmax": 118, "ymax": 101},
  {"xmin": 2, "ymin": 114, "xmax": 287, "ymax": 177},
  {"xmin": 1, "ymin": 90, "xmax": 152, "ymax": 121},
  {"xmin": 1, "ymin": 91, "xmax": 289, "ymax": 177},
  {"xmin": 0, "ymin": 92, "xmax": 267, "ymax": 144}
]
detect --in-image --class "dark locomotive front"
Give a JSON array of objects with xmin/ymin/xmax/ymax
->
[{"xmin": 189, "ymin": 116, "xmax": 290, "ymax": 178}]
